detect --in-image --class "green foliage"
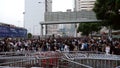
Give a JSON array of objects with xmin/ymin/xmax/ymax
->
[
  {"xmin": 27, "ymin": 33, "xmax": 32, "ymax": 39},
  {"xmin": 93, "ymin": 0, "xmax": 120, "ymax": 30},
  {"xmin": 77, "ymin": 23, "xmax": 101, "ymax": 36}
]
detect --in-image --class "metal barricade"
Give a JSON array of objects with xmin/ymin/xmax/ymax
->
[
  {"xmin": 0, "ymin": 51, "xmax": 35, "ymax": 57},
  {"xmin": 0, "ymin": 51, "xmax": 62, "ymax": 68},
  {"xmin": 60, "ymin": 58, "xmax": 93, "ymax": 68},
  {"xmin": 0, "ymin": 51, "xmax": 93, "ymax": 68},
  {"xmin": 62, "ymin": 51, "xmax": 120, "ymax": 68}
]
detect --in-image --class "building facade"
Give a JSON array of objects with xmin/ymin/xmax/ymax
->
[
  {"xmin": 74, "ymin": 0, "xmax": 96, "ymax": 11},
  {"xmin": 24, "ymin": 0, "xmax": 52, "ymax": 35}
]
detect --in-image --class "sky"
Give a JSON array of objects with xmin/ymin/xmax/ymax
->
[{"xmin": 0, "ymin": 0, "xmax": 73, "ymax": 27}]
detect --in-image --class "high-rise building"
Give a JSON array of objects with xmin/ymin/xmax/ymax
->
[
  {"xmin": 74, "ymin": 0, "xmax": 96, "ymax": 11},
  {"xmin": 24, "ymin": 0, "xmax": 52, "ymax": 35},
  {"xmin": 74, "ymin": 0, "xmax": 96, "ymax": 37}
]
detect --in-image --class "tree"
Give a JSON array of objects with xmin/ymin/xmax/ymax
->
[
  {"xmin": 77, "ymin": 23, "xmax": 101, "ymax": 36},
  {"xmin": 93, "ymin": 0, "xmax": 120, "ymax": 30},
  {"xmin": 27, "ymin": 33, "xmax": 32, "ymax": 39}
]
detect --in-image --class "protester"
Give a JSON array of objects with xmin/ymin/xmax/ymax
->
[{"xmin": 0, "ymin": 36, "xmax": 119, "ymax": 55}]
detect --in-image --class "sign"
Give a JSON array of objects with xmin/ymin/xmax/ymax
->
[{"xmin": 0, "ymin": 25, "xmax": 27, "ymax": 38}]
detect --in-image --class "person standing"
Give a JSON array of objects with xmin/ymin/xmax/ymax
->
[
  {"xmin": 64, "ymin": 43, "xmax": 69, "ymax": 53},
  {"xmin": 105, "ymin": 43, "xmax": 110, "ymax": 55}
]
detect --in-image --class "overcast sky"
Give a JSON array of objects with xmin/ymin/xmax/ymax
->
[
  {"xmin": 53, "ymin": 0, "xmax": 74, "ymax": 12},
  {"xmin": 0, "ymin": 0, "xmax": 73, "ymax": 27}
]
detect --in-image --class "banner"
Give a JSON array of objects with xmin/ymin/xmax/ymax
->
[{"xmin": 0, "ymin": 26, "xmax": 27, "ymax": 38}]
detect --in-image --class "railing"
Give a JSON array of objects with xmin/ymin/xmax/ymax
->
[
  {"xmin": 0, "ymin": 66, "xmax": 25, "ymax": 68},
  {"xmin": 1, "ymin": 51, "xmax": 120, "ymax": 68},
  {"xmin": 0, "ymin": 57, "xmax": 93, "ymax": 68},
  {"xmin": 0, "ymin": 51, "xmax": 93, "ymax": 68},
  {"xmin": 62, "ymin": 51, "xmax": 120, "ymax": 68},
  {"xmin": 0, "ymin": 51, "xmax": 35, "ymax": 57},
  {"xmin": 61, "ymin": 58, "xmax": 93, "ymax": 68}
]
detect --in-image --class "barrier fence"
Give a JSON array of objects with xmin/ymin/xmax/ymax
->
[
  {"xmin": 62, "ymin": 51, "xmax": 120, "ymax": 68},
  {"xmin": 0, "ymin": 51, "xmax": 120, "ymax": 68},
  {"xmin": 0, "ymin": 51, "xmax": 35, "ymax": 57}
]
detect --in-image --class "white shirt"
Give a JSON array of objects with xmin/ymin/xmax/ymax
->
[
  {"xmin": 81, "ymin": 43, "xmax": 85, "ymax": 50},
  {"xmin": 105, "ymin": 46, "xmax": 110, "ymax": 54},
  {"xmin": 64, "ymin": 45, "xmax": 69, "ymax": 52}
]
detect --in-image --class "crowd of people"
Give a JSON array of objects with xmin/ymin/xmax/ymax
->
[{"xmin": 0, "ymin": 36, "xmax": 120, "ymax": 55}]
